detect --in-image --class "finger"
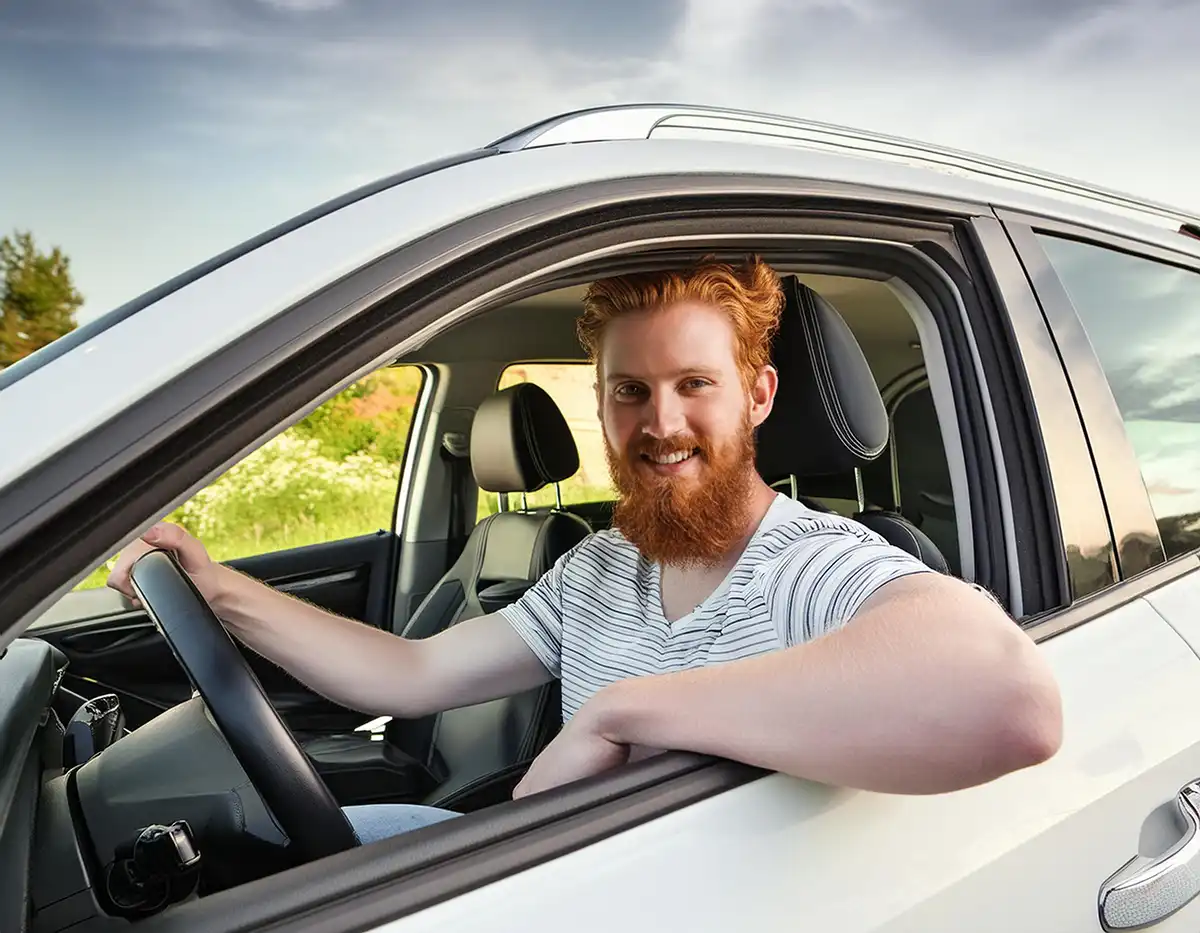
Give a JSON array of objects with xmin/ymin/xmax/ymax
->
[{"xmin": 142, "ymin": 521, "xmax": 183, "ymax": 548}]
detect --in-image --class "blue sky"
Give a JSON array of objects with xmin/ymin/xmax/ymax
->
[{"xmin": 2, "ymin": 0, "xmax": 1199, "ymax": 323}]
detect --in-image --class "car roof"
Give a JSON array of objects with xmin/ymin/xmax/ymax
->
[{"xmin": 490, "ymin": 103, "xmax": 1200, "ymax": 233}]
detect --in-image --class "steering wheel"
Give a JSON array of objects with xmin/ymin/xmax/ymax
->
[{"xmin": 129, "ymin": 548, "xmax": 359, "ymax": 861}]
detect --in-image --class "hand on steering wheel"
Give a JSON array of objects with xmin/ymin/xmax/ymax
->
[{"xmin": 128, "ymin": 548, "xmax": 358, "ymax": 861}]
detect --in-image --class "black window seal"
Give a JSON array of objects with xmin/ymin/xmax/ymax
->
[
  {"xmin": 918, "ymin": 234, "xmax": 1054, "ymax": 615},
  {"xmin": 952, "ymin": 220, "xmax": 1076, "ymax": 613},
  {"xmin": 0, "ymin": 150, "xmax": 498, "ymax": 394},
  {"xmin": 1000, "ymin": 214, "xmax": 1186, "ymax": 579},
  {"xmin": 1025, "ymin": 552, "xmax": 1200, "ymax": 644},
  {"xmin": 968, "ymin": 216, "xmax": 1116, "ymax": 606}
]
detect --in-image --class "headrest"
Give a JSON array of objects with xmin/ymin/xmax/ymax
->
[
  {"xmin": 470, "ymin": 383, "xmax": 580, "ymax": 494},
  {"xmin": 755, "ymin": 277, "xmax": 889, "ymax": 480}
]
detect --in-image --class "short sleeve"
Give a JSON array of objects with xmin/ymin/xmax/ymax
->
[
  {"xmin": 498, "ymin": 539, "xmax": 589, "ymax": 678},
  {"xmin": 757, "ymin": 523, "xmax": 933, "ymax": 647}
]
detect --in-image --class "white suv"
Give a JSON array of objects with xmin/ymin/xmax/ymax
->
[{"xmin": 3, "ymin": 104, "xmax": 1200, "ymax": 933}]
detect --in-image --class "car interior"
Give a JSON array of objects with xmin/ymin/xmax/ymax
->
[{"xmin": 13, "ymin": 259, "xmax": 971, "ymax": 929}]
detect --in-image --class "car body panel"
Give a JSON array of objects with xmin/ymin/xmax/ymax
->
[
  {"xmin": 493, "ymin": 104, "xmax": 1200, "ymax": 231},
  {"xmin": 365, "ymin": 580, "xmax": 1200, "ymax": 933}
]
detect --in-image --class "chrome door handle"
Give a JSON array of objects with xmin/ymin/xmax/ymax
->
[{"xmin": 1100, "ymin": 781, "xmax": 1200, "ymax": 930}]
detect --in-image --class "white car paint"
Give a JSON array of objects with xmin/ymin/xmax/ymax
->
[{"xmin": 375, "ymin": 568, "xmax": 1200, "ymax": 933}]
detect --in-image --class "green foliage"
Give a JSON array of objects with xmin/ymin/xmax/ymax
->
[
  {"xmin": 0, "ymin": 230, "xmax": 83, "ymax": 368},
  {"xmin": 291, "ymin": 368, "xmax": 421, "ymax": 461}
]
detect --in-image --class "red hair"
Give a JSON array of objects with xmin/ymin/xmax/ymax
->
[{"xmin": 577, "ymin": 256, "xmax": 784, "ymax": 384}]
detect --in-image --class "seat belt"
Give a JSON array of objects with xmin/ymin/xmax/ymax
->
[{"xmin": 440, "ymin": 432, "xmax": 470, "ymax": 569}]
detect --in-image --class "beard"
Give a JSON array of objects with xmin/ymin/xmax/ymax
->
[{"xmin": 604, "ymin": 414, "xmax": 758, "ymax": 568}]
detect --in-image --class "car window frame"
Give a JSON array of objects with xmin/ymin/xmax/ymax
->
[
  {"xmin": 8, "ymin": 183, "xmax": 1064, "ymax": 933},
  {"xmin": 1000, "ymin": 211, "xmax": 1200, "ymax": 573}
]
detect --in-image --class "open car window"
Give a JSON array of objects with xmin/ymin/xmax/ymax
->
[{"xmin": 73, "ymin": 366, "xmax": 425, "ymax": 590}]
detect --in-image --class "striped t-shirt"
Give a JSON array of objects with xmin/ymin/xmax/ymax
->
[{"xmin": 500, "ymin": 492, "xmax": 934, "ymax": 723}]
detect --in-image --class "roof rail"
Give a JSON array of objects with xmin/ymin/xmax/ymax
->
[{"xmin": 487, "ymin": 103, "xmax": 1199, "ymax": 228}]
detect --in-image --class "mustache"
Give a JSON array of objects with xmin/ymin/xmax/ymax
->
[{"xmin": 629, "ymin": 434, "xmax": 708, "ymax": 459}]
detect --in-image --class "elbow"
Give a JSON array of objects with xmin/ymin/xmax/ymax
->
[{"xmin": 991, "ymin": 654, "xmax": 1064, "ymax": 776}]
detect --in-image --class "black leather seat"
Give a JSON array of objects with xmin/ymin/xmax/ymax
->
[
  {"xmin": 306, "ymin": 383, "xmax": 591, "ymax": 810},
  {"xmin": 410, "ymin": 383, "xmax": 591, "ymax": 807},
  {"xmin": 401, "ymin": 382, "xmax": 592, "ymax": 640},
  {"xmin": 756, "ymin": 277, "xmax": 950, "ymax": 573}
]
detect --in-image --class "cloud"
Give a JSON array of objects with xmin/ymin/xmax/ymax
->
[{"xmin": 2, "ymin": 0, "xmax": 1199, "ymax": 323}]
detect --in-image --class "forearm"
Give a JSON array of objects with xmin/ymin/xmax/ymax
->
[
  {"xmin": 587, "ymin": 575, "xmax": 1062, "ymax": 794},
  {"xmin": 208, "ymin": 565, "xmax": 551, "ymax": 719},
  {"xmin": 209, "ymin": 565, "xmax": 428, "ymax": 717}
]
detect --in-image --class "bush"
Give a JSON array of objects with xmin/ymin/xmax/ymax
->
[{"xmin": 166, "ymin": 434, "xmax": 401, "ymax": 557}]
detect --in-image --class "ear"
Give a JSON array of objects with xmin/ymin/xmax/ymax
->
[{"xmin": 748, "ymin": 364, "xmax": 778, "ymax": 429}]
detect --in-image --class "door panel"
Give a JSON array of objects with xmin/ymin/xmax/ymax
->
[
  {"xmin": 37, "ymin": 531, "xmax": 399, "ymax": 731},
  {"xmin": 378, "ymin": 587, "xmax": 1200, "ymax": 933}
]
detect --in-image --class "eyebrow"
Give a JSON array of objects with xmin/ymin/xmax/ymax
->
[{"xmin": 604, "ymin": 367, "xmax": 724, "ymax": 384}]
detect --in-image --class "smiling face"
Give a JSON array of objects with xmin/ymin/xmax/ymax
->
[{"xmin": 597, "ymin": 300, "xmax": 778, "ymax": 566}]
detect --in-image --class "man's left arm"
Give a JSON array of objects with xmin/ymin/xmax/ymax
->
[{"xmin": 515, "ymin": 571, "xmax": 1062, "ymax": 798}]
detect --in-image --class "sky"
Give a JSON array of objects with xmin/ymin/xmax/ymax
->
[{"xmin": 2, "ymin": 0, "xmax": 1199, "ymax": 324}]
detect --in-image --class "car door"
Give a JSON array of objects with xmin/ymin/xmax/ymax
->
[
  {"xmin": 27, "ymin": 364, "xmax": 435, "ymax": 734},
  {"xmin": 353, "ymin": 213, "xmax": 1200, "ymax": 933}
]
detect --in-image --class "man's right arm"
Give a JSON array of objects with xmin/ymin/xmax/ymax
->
[{"xmin": 107, "ymin": 523, "xmax": 553, "ymax": 719}]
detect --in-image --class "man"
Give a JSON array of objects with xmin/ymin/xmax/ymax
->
[{"xmin": 108, "ymin": 257, "xmax": 1062, "ymax": 845}]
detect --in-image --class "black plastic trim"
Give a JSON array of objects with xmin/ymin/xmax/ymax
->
[
  {"xmin": 952, "ymin": 224, "xmax": 1067, "ymax": 614},
  {"xmin": 136, "ymin": 754, "xmax": 761, "ymax": 933},
  {"xmin": 1025, "ymin": 553, "xmax": 1200, "ymax": 643},
  {"xmin": 1, "ymin": 184, "xmax": 1004, "ymax": 636},
  {"xmin": 1001, "ymin": 219, "xmax": 1168, "ymax": 580},
  {"xmin": 0, "ymin": 150, "xmax": 497, "ymax": 393},
  {"xmin": 967, "ymin": 217, "xmax": 1114, "ymax": 604}
]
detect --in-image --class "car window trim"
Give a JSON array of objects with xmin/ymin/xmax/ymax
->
[
  {"xmin": 966, "ymin": 217, "xmax": 1110, "ymax": 606},
  {"xmin": 995, "ymin": 208, "xmax": 1200, "ymax": 267},
  {"xmin": 1000, "ymin": 214, "xmax": 1193, "ymax": 578},
  {"xmin": 1024, "ymin": 552, "xmax": 1200, "ymax": 643},
  {"xmin": 132, "ymin": 753, "xmax": 762, "ymax": 933}
]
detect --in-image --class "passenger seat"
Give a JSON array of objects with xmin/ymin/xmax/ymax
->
[{"xmin": 756, "ymin": 276, "xmax": 950, "ymax": 573}]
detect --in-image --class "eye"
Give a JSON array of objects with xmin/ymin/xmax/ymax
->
[
  {"xmin": 681, "ymin": 377, "xmax": 713, "ymax": 391},
  {"xmin": 613, "ymin": 383, "xmax": 646, "ymax": 400}
]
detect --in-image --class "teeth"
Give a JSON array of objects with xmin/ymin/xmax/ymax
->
[{"xmin": 650, "ymin": 450, "xmax": 693, "ymax": 465}]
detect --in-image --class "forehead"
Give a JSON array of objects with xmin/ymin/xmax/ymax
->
[{"xmin": 599, "ymin": 301, "xmax": 738, "ymax": 378}]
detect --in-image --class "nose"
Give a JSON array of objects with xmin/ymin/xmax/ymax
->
[{"xmin": 642, "ymin": 388, "xmax": 686, "ymax": 439}]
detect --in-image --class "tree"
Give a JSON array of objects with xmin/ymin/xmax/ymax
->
[{"xmin": 0, "ymin": 230, "xmax": 83, "ymax": 369}]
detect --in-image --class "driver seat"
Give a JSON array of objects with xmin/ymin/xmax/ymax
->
[
  {"xmin": 306, "ymin": 383, "xmax": 590, "ymax": 810},
  {"xmin": 408, "ymin": 382, "xmax": 591, "ymax": 808}
]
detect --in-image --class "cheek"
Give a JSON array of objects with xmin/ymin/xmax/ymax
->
[{"xmin": 601, "ymin": 403, "xmax": 637, "ymax": 450}]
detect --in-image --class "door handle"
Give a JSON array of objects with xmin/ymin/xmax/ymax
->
[{"xmin": 1099, "ymin": 781, "xmax": 1200, "ymax": 930}]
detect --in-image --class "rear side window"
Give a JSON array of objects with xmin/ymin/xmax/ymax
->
[{"xmin": 1037, "ymin": 234, "xmax": 1200, "ymax": 559}]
